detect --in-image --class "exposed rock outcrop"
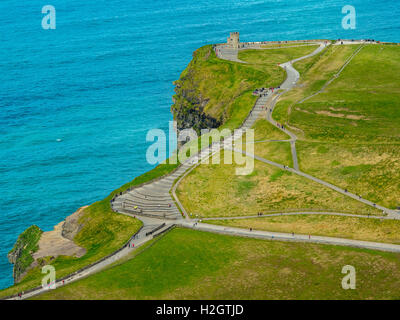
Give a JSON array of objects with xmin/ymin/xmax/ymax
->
[
  {"xmin": 8, "ymin": 225, "xmax": 43, "ymax": 283},
  {"xmin": 171, "ymin": 47, "xmax": 222, "ymax": 136},
  {"xmin": 62, "ymin": 206, "xmax": 87, "ymax": 240},
  {"xmin": 8, "ymin": 206, "xmax": 87, "ymax": 284}
]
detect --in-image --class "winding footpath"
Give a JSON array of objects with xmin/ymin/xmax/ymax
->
[
  {"xmin": 9, "ymin": 40, "xmax": 400, "ymax": 300},
  {"xmin": 202, "ymin": 211, "xmax": 394, "ymax": 221}
]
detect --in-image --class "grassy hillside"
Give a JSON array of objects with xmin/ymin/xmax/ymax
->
[
  {"xmin": 7, "ymin": 226, "xmax": 43, "ymax": 283},
  {"xmin": 176, "ymin": 151, "xmax": 380, "ymax": 218},
  {"xmin": 208, "ymin": 215, "xmax": 400, "ymax": 244},
  {"xmin": 35, "ymin": 228, "xmax": 400, "ymax": 300},
  {"xmin": 5, "ymin": 42, "xmax": 399, "ymax": 300},
  {"xmin": 290, "ymin": 45, "xmax": 400, "ymax": 142},
  {"xmin": 250, "ymin": 118, "xmax": 291, "ymax": 141},
  {"xmin": 0, "ymin": 160, "xmax": 179, "ymax": 298},
  {"xmin": 272, "ymin": 44, "xmax": 400, "ymax": 209},
  {"xmin": 172, "ymin": 44, "xmax": 318, "ymax": 133},
  {"xmin": 273, "ymin": 44, "xmax": 360, "ymax": 126},
  {"xmin": 297, "ymin": 141, "xmax": 400, "ymax": 209},
  {"xmin": 2, "ymin": 44, "xmax": 319, "ymax": 297}
]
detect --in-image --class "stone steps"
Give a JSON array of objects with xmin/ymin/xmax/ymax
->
[
  {"xmin": 127, "ymin": 189, "xmax": 172, "ymax": 201},
  {"xmin": 111, "ymin": 55, "xmax": 271, "ymax": 219},
  {"xmin": 113, "ymin": 202, "xmax": 181, "ymax": 219},
  {"xmin": 119, "ymin": 208, "xmax": 180, "ymax": 220},
  {"xmin": 122, "ymin": 200, "xmax": 178, "ymax": 212},
  {"xmin": 123, "ymin": 194, "xmax": 173, "ymax": 206}
]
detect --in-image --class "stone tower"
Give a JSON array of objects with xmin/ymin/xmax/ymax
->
[{"xmin": 227, "ymin": 32, "xmax": 240, "ymax": 48}]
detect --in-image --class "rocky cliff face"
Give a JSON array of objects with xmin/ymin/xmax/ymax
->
[
  {"xmin": 61, "ymin": 206, "xmax": 87, "ymax": 241},
  {"xmin": 172, "ymin": 80, "xmax": 221, "ymax": 134},
  {"xmin": 8, "ymin": 225, "xmax": 43, "ymax": 283},
  {"xmin": 171, "ymin": 47, "xmax": 222, "ymax": 135},
  {"xmin": 7, "ymin": 207, "xmax": 87, "ymax": 284}
]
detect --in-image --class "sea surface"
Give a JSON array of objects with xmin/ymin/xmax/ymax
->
[{"xmin": 0, "ymin": 0, "xmax": 399, "ymax": 289}]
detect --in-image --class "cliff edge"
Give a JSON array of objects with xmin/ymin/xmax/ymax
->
[
  {"xmin": 8, "ymin": 207, "xmax": 87, "ymax": 284},
  {"xmin": 8, "ymin": 225, "xmax": 43, "ymax": 283}
]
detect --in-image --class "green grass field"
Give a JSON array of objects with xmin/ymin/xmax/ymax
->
[
  {"xmin": 5, "ymin": 43, "xmax": 400, "ymax": 300},
  {"xmin": 248, "ymin": 118, "xmax": 291, "ymax": 141},
  {"xmin": 176, "ymin": 151, "xmax": 380, "ymax": 219},
  {"xmin": 271, "ymin": 44, "xmax": 400, "ymax": 209},
  {"xmin": 173, "ymin": 44, "xmax": 319, "ymax": 133},
  {"xmin": 7, "ymin": 226, "xmax": 43, "ymax": 282},
  {"xmin": 290, "ymin": 45, "xmax": 400, "ymax": 143},
  {"xmin": 207, "ymin": 215, "xmax": 400, "ymax": 244},
  {"xmin": 34, "ymin": 228, "xmax": 400, "ymax": 300},
  {"xmin": 238, "ymin": 45, "xmax": 319, "ymax": 71},
  {"xmin": 1, "ymin": 45, "xmax": 333, "ymax": 299},
  {"xmin": 297, "ymin": 141, "xmax": 400, "ymax": 209},
  {"xmin": 0, "ymin": 160, "xmax": 179, "ymax": 298},
  {"xmin": 273, "ymin": 44, "xmax": 360, "ymax": 129},
  {"xmin": 240, "ymin": 119, "xmax": 293, "ymax": 167}
]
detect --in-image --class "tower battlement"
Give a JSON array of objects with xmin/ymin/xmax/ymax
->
[{"xmin": 227, "ymin": 32, "xmax": 240, "ymax": 48}]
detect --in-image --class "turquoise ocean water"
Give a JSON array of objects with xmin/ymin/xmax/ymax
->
[{"xmin": 0, "ymin": 0, "xmax": 399, "ymax": 289}]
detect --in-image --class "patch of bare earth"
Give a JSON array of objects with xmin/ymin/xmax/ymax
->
[
  {"xmin": 33, "ymin": 207, "xmax": 87, "ymax": 259},
  {"xmin": 315, "ymin": 110, "xmax": 368, "ymax": 120}
]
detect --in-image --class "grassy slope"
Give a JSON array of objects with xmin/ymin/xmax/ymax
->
[
  {"xmin": 238, "ymin": 45, "xmax": 319, "ymax": 71},
  {"xmin": 261, "ymin": 43, "xmax": 319, "ymax": 49},
  {"xmin": 273, "ymin": 44, "xmax": 359, "ymax": 126},
  {"xmin": 177, "ymin": 46, "xmax": 315, "ymax": 163},
  {"xmin": 3, "ymin": 45, "xmax": 314, "ymax": 296},
  {"xmin": 172, "ymin": 45, "xmax": 281, "ymax": 132},
  {"xmin": 177, "ymin": 46, "xmax": 381, "ymax": 219},
  {"xmin": 251, "ymin": 118, "xmax": 291, "ymax": 141},
  {"xmin": 273, "ymin": 44, "xmax": 400, "ymax": 209},
  {"xmin": 176, "ymin": 151, "xmax": 379, "ymax": 219},
  {"xmin": 240, "ymin": 119, "xmax": 293, "ymax": 167},
  {"xmin": 297, "ymin": 141, "xmax": 400, "ymax": 208},
  {"xmin": 173, "ymin": 44, "xmax": 318, "ymax": 132},
  {"xmin": 213, "ymin": 45, "xmax": 399, "ymax": 239},
  {"xmin": 7, "ymin": 226, "xmax": 43, "ymax": 282},
  {"xmin": 207, "ymin": 215, "xmax": 400, "ymax": 244},
  {"xmin": 291, "ymin": 45, "xmax": 400, "ymax": 142},
  {"xmin": 35, "ymin": 228, "xmax": 400, "ymax": 300},
  {"xmin": 0, "ymin": 160, "xmax": 179, "ymax": 298}
]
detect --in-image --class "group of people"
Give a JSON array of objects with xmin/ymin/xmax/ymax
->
[
  {"xmin": 344, "ymin": 190, "xmax": 379, "ymax": 209},
  {"xmin": 253, "ymin": 87, "xmax": 269, "ymax": 96}
]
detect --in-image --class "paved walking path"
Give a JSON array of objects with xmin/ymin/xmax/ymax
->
[
  {"xmin": 264, "ymin": 42, "xmax": 329, "ymax": 170},
  {"xmin": 7, "ymin": 41, "xmax": 275, "ymax": 301},
  {"xmin": 179, "ymin": 221, "xmax": 400, "ymax": 253},
  {"xmin": 8, "ymin": 216, "xmax": 173, "ymax": 300},
  {"xmin": 227, "ymin": 41, "xmax": 399, "ymax": 219},
  {"xmin": 9, "ymin": 40, "xmax": 399, "ymax": 300},
  {"xmin": 298, "ymin": 44, "xmax": 364, "ymax": 104},
  {"xmin": 233, "ymin": 147, "xmax": 399, "ymax": 219},
  {"xmin": 202, "ymin": 211, "xmax": 392, "ymax": 221}
]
